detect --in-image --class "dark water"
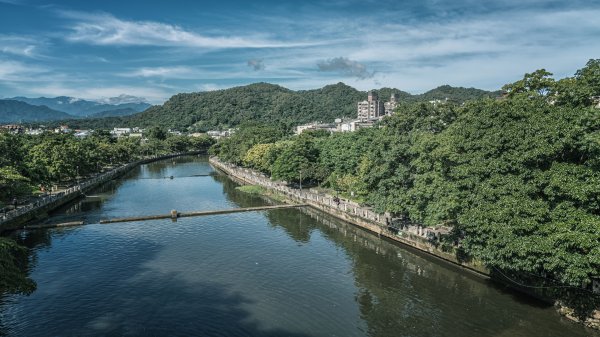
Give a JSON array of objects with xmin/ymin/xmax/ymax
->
[{"xmin": 1, "ymin": 156, "xmax": 597, "ymax": 336}]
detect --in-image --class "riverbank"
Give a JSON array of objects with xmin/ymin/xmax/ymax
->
[
  {"xmin": 209, "ymin": 156, "xmax": 488, "ymax": 276},
  {"xmin": 0, "ymin": 151, "xmax": 204, "ymax": 232},
  {"xmin": 209, "ymin": 156, "xmax": 600, "ymax": 330}
]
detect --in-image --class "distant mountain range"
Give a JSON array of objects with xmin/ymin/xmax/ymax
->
[
  {"xmin": 11, "ymin": 83, "xmax": 500, "ymax": 129},
  {"xmin": 0, "ymin": 100, "xmax": 73, "ymax": 123},
  {"xmin": 0, "ymin": 95, "xmax": 152, "ymax": 123}
]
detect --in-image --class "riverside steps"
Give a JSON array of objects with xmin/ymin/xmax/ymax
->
[
  {"xmin": 0, "ymin": 151, "xmax": 205, "ymax": 232},
  {"xmin": 99, "ymin": 204, "xmax": 308, "ymax": 224}
]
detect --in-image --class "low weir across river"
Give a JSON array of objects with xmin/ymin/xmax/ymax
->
[{"xmin": 1, "ymin": 155, "xmax": 597, "ymax": 336}]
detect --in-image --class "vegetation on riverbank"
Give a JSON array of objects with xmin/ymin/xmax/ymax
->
[
  {"xmin": 235, "ymin": 185, "xmax": 287, "ymax": 203},
  {"xmin": 212, "ymin": 60, "xmax": 600, "ymax": 318},
  {"xmin": 0, "ymin": 129, "xmax": 214, "ymax": 207}
]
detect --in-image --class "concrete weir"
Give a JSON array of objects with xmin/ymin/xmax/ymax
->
[{"xmin": 99, "ymin": 204, "xmax": 308, "ymax": 224}]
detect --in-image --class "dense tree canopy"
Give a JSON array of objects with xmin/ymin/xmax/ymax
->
[{"xmin": 0, "ymin": 132, "xmax": 214, "ymax": 207}]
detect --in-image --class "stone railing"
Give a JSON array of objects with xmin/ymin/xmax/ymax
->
[{"xmin": 209, "ymin": 157, "xmax": 454, "ymax": 247}]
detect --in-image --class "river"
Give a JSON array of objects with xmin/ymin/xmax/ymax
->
[{"xmin": 0, "ymin": 156, "xmax": 597, "ymax": 336}]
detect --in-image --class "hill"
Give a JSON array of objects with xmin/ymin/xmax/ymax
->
[
  {"xmin": 9, "ymin": 96, "xmax": 151, "ymax": 117},
  {"xmin": 415, "ymin": 85, "xmax": 500, "ymax": 102},
  {"xmin": 88, "ymin": 107, "xmax": 138, "ymax": 118},
  {"xmin": 0, "ymin": 100, "xmax": 74, "ymax": 123},
  {"xmin": 40, "ymin": 82, "xmax": 499, "ymax": 131}
]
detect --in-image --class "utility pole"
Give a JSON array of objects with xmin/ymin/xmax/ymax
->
[{"xmin": 299, "ymin": 169, "xmax": 302, "ymax": 191}]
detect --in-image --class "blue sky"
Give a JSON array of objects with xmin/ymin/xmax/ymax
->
[{"xmin": 0, "ymin": 0, "xmax": 599, "ymax": 103}]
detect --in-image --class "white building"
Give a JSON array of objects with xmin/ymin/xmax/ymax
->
[
  {"xmin": 384, "ymin": 93, "xmax": 399, "ymax": 115},
  {"xmin": 207, "ymin": 129, "xmax": 236, "ymax": 139},
  {"xmin": 111, "ymin": 128, "xmax": 132, "ymax": 137},
  {"xmin": 295, "ymin": 122, "xmax": 337, "ymax": 135},
  {"xmin": 357, "ymin": 91, "xmax": 384, "ymax": 121},
  {"xmin": 336, "ymin": 118, "xmax": 379, "ymax": 132}
]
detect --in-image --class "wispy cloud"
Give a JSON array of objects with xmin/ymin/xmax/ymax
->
[
  {"xmin": 122, "ymin": 66, "xmax": 195, "ymax": 78},
  {"xmin": 0, "ymin": 35, "xmax": 42, "ymax": 58},
  {"xmin": 0, "ymin": 59, "xmax": 48, "ymax": 81},
  {"xmin": 317, "ymin": 57, "xmax": 374, "ymax": 79},
  {"xmin": 0, "ymin": 0, "xmax": 24, "ymax": 5},
  {"xmin": 60, "ymin": 11, "xmax": 322, "ymax": 49},
  {"xmin": 247, "ymin": 59, "xmax": 265, "ymax": 71}
]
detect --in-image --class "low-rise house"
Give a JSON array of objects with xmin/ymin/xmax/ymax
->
[
  {"xmin": 111, "ymin": 127, "xmax": 132, "ymax": 137},
  {"xmin": 207, "ymin": 129, "xmax": 235, "ymax": 139},
  {"xmin": 295, "ymin": 122, "xmax": 337, "ymax": 135},
  {"xmin": 0, "ymin": 124, "xmax": 24, "ymax": 134},
  {"xmin": 74, "ymin": 130, "xmax": 91, "ymax": 138}
]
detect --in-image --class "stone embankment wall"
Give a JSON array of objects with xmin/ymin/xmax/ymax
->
[
  {"xmin": 209, "ymin": 156, "xmax": 489, "ymax": 276},
  {"xmin": 0, "ymin": 152, "xmax": 202, "ymax": 231}
]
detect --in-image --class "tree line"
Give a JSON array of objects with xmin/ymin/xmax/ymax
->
[
  {"xmin": 212, "ymin": 60, "xmax": 600, "ymax": 316},
  {"xmin": 0, "ymin": 128, "xmax": 214, "ymax": 208}
]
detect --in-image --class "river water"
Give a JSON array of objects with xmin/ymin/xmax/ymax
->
[{"xmin": 0, "ymin": 156, "xmax": 597, "ymax": 336}]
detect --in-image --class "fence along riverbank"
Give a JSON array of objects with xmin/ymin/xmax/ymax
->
[{"xmin": 0, "ymin": 151, "xmax": 204, "ymax": 232}]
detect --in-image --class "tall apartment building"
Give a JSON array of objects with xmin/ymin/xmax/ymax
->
[
  {"xmin": 384, "ymin": 93, "xmax": 399, "ymax": 115},
  {"xmin": 357, "ymin": 91, "xmax": 384, "ymax": 121}
]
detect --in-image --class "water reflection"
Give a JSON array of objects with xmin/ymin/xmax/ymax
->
[
  {"xmin": 0, "ymin": 156, "xmax": 597, "ymax": 337},
  {"xmin": 217, "ymin": 168, "xmax": 598, "ymax": 337}
]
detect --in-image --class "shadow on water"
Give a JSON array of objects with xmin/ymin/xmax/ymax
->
[
  {"xmin": 0, "ymin": 228, "xmax": 311, "ymax": 337},
  {"xmin": 301, "ymin": 210, "xmax": 600, "ymax": 337}
]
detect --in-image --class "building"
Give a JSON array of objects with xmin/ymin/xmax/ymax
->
[
  {"xmin": 591, "ymin": 96, "xmax": 600, "ymax": 108},
  {"xmin": 0, "ymin": 124, "xmax": 24, "ymax": 134},
  {"xmin": 74, "ymin": 130, "xmax": 91, "ymax": 138},
  {"xmin": 207, "ymin": 129, "xmax": 235, "ymax": 139},
  {"xmin": 111, "ymin": 127, "xmax": 132, "ymax": 137},
  {"xmin": 295, "ymin": 122, "xmax": 336, "ymax": 135},
  {"xmin": 384, "ymin": 93, "xmax": 399, "ymax": 115},
  {"xmin": 357, "ymin": 91, "xmax": 384, "ymax": 121},
  {"xmin": 54, "ymin": 125, "xmax": 71, "ymax": 133},
  {"xmin": 335, "ymin": 118, "xmax": 378, "ymax": 132}
]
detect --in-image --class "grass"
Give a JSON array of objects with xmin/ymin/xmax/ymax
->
[
  {"xmin": 236, "ymin": 185, "xmax": 266, "ymax": 195},
  {"xmin": 235, "ymin": 185, "xmax": 288, "ymax": 203}
]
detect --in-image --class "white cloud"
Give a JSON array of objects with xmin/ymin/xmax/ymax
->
[
  {"xmin": 0, "ymin": 59, "xmax": 48, "ymax": 81},
  {"xmin": 122, "ymin": 66, "xmax": 195, "ymax": 78},
  {"xmin": 61, "ymin": 11, "xmax": 322, "ymax": 49},
  {"xmin": 0, "ymin": 35, "xmax": 42, "ymax": 58},
  {"xmin": 19, "ymin": 84, "xmax": 169, "ymax": 104}
]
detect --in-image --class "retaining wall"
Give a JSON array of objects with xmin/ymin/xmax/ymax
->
[{"xmin": 209, "ymin": 156, "xmax": 489, "ymax": 277}]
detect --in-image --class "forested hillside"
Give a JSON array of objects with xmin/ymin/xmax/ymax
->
[{"xmin": 45, "ymin": 82, "xmax": 497, "ymax": 131}]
